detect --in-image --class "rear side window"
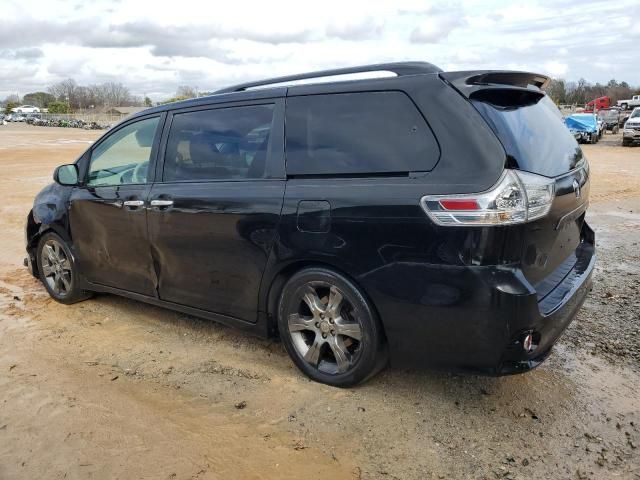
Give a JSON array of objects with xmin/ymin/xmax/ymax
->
[
  {"xmin": 163, "ymin": 104, "xmax": 274, "ymax": 182},
  {"xmin": 285, "ymin": 91, "xmax": 439, "ymax": 176}
]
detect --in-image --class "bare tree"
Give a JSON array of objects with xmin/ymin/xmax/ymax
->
[
  {"xmin": 101, "ymin": 82, "xmax": 132, "ymax": 107},
  {"xmin": 176, "ymin": 85, "xmax": 198, "ymax": 99},
  {"xmin": 545, "ymin": 78, "xmax": 566, "ymax": 104},
  {"xmin": 3, "ymin": 94, "xmax": 21, "ymax": 104},
  {"xmin": 48, "ymin": 79, "xmax": 78, "ymax": 106}
]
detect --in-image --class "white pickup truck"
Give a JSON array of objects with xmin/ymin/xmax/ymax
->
[{"xmin": 617, "ymin": 95, "xmax": 640, "ymax": 110}]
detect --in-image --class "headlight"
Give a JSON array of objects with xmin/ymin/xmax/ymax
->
[{"xmin": 624, "ymin": 129, "xmax": 634, "ymax": 134}]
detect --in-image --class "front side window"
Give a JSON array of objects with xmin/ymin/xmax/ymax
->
[
  {"xmin": 163, "ymin": 104, "xmax": 275, "ymax": 182},
  {"xmin": 285, "ymin": 91, "xmax": 439, "ymax": 176},
  {"xmin": 87, "ymin": 117, "xmax": 160, "ymax": 186}
]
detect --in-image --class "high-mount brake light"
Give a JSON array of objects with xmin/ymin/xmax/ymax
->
[{"xmin": 420, "ymin": 169, "xmax": 555, "ymax": 226}]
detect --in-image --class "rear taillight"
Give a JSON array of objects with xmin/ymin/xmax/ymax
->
[{"xmin": 420, "ymin": 169, "xmax": 555, "ymax": 226}]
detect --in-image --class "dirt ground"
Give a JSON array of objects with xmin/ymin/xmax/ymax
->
[{"xmin": 0, "ymin": 123, "xmax": 638, "ymax": 480}]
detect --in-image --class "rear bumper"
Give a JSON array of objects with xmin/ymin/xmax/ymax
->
[{"xmin": 362, "ymin": 223, "xmax": 595, "ymax": 375}]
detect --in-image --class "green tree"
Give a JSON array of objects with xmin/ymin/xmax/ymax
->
[
  {"xmin": 47, "ymin": 101, "xmax": 71, "ymax": 114},
  {"xmin": 158, "ymin": 96, "xmax": 191, "ymax": 105},
  {"xmin": 23, "ymin": 91, "xmax": 56, "ymax": 108},
  {"xmin": 4, "ymin": 102, "xmax": 18, "ymax": 114},
  {"xmin": 144, "ymin": 96, "xmax": 153, "ymax": 107}
]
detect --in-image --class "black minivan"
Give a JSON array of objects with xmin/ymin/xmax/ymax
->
[{"xmin": 25, "ymin": 62, "xmax": 595, "ymax": 387}]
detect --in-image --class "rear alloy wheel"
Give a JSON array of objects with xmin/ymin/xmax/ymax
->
[
  {"xmin": 37, "ymin": 232, "xmax": 91, "ymax": 304},
  {"xmin": 278, "ymin": 268, "xmax": 386, "ymax": 387}
]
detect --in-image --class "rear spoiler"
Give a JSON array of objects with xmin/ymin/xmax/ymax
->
[{"xmin": 440, "ymin": 71, "xmax": 550, "ymax": 99}]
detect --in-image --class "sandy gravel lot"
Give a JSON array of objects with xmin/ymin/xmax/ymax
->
[{"xmin": 0, "ymin": 123, "xmax": 638, "ymax": 480}]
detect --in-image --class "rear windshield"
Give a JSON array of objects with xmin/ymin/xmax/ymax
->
[
  {"xmin": 472, "ymin": 92, "xmax": 582, "ymax": 177},
  {"xmin": 285, "ymin": 91, "xmax": 439, "ymax": 176}
]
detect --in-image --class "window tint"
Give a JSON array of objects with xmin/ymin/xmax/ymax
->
[
  {"xmin": 285, "ymin": 91, "xmax": 438, "ymax": 176},
  {"xmin": 472, "ymin": 94, "xmax": 582, "ymax": 177},
  {"xmin": 87, "ymin": 116, "xmax": 159, "ymax": 186},
  {"xmin": 163, "ymin": 104, "xmax": 275, "ymax": 182}
]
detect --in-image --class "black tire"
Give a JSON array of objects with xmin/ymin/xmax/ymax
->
[
  {"xmin": 621, "ymin": 103, "xmax": 628, "ymax": 110},
  {"xmin": 37, "ymin": 232, "xmax": 92, "ymax": 304},
  {"xmin": 277, "ymin": 267, "xmax": 387, "ymax": 387},
  {"xmin": 622, "ymin": 140, "xmax": 631, "ymax": 147}
]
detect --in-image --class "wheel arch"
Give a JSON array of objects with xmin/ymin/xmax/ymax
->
[
  {"xmin": 263, "ymin": 259, "xmax": 385, "ymax": 340},
  {"xmin": 26, "ymin": 209, "xmax": 75, "ymax": 276}
]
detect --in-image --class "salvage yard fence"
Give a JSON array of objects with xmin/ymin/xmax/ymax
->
[{"xmin": 37, "ymin": 113, "xmax": 125, "ymax": 124}]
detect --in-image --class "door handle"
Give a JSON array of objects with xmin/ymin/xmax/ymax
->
[
  {"xmin": 150, "ymin": 199, "xmax": 174, "ymax": 209},
  {"xmin": 123, "ymin": 200, "xmax": 145, "ymax": 208}
]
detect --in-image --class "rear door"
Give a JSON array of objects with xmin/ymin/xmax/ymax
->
[
  {"xmin": 69, "ymin": 114, "xmax": 163, "ymax": 295},
  {"xmin": 147, "ymin": 99, "xmax": 285, "ymax": 322}
]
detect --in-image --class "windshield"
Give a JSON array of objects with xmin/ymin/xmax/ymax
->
[
  {"xmin": 631, "ymin": 110, "xmax": 640, "ymax": 119},
  {"xmin": 599, "ymin": 110, "xmax": 617, "ymax": 119}
]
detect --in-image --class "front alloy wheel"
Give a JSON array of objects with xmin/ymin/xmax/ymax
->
[
  {"xmin": 37, "ymin": 232, "xmax": 92, "ymax": 304},
  {"xmin": 278, "ymin": 268, "xmax": 386, "ymax": 387},
  {"xmin": 40, "ymin": 238, "xmax": 72, "ymax": 297}
]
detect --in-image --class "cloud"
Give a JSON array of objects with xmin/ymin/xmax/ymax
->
[
  {"xmin": 85, "ymin": 21, "xmax": 313, "ymax": 54},
  {"xmin": 409, "ymin": 6, "xmax": 466, "ymax": 43},
  {"xmin": 47, "ymin": 57, "xmax": 89, "ymax": 77},
  {"xmin": 0, "ymin": 47, "xmax": 44, "ymax": 61},
  {"xmin": 1, "ymin": 0, "xmax": 639, "ymax": 100},
  {"xmin": 543, "ymin": 61, "xmax": 569, "ymax": 77},
  {"xmin": 325, "ymin": 17, "xmax": 384, "ymax": 40},
  {"xmin": 0, "ymin": 17, "xmax": 312, "ymax": 60}
]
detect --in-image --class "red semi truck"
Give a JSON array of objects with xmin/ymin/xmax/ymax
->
[{"xmin": 585, "ymin": 96, "xmax": 611, "ymax": 112}]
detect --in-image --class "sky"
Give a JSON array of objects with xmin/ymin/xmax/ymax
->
[{"xmin": 1, "ymin": 0, "xmax": 639, "ymax": 101}]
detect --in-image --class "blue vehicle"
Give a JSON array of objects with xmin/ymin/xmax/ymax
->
[{"xmin": 565, "ymin": 113, "xmax": 600, "ymax": 144}]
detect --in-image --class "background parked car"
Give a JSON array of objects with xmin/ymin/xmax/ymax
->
[
  {"xmin": 597, "ymin": 108, "xmax": 620, "ymax": 134},
  {"xmin": 11, "ymin": 105, "xmax": 41, "ymax": 113},
  {"xmin": 622, "ymin": 107, "xmax": 640, "ymax": 146},
  {"xmin": 617, "ymin": 95, "xmax": 640, "ymax": 110},
  {"xmin": 565, "ymin": 112, "xmax": 600, "ymax": 143}
]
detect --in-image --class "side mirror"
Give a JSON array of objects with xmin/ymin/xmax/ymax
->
[{"xmin": 53, "ymin": 164, "xmax": 79, "ymax": 186}]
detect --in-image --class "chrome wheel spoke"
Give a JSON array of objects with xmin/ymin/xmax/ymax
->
[
  {"xmin": 60, "ymin": 258, "xmax": 71, "ymax": 271},
  {"xmin": 328, "ymin": 336, "xmax": 350, "ymax": 373},
  {"xmin": 44, "ymin": 244, "xmax": 57, "ymax": 263},
  {"xmin": 326, "ymin": 287, "xmax": 343, "ymax": 317},
  {"xmin": 52, "ymin": 273, "xmax": 62, "ymax": 294},
  {"xmin": 59, "ymin": 273, "xmax": 71, "ymax": 292},
  {"xmin": 288, "ymin": 313, "xmax": 314, "ymax": 332},
  {"xmin": 334, "ymin": 319, "xmax": 362, "ymax": 341},
  {"xmin": 303, "ymin": 337, "xmax": 322, "ymax": 366},
  {"xmin": 302, "ymin": 286, "xmax": 325, "ymax": 317},
  {"xmin": 41, "ymin": 263, "xmax": 54, "ymax": 277}
]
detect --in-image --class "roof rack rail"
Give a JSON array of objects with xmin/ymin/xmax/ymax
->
[{"xmin": 214, "ymin": 61, "xmax": 442, "ymax": 94}]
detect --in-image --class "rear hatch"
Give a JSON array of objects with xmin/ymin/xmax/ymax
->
[{"xmin": 440, "ymin": 71, "xmax": 591, "ymax": 293}]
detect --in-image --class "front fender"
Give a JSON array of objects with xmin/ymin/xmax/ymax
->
[{"xmin": 26, "ymin": 183, "xmax": 74, "ymax": 251}]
